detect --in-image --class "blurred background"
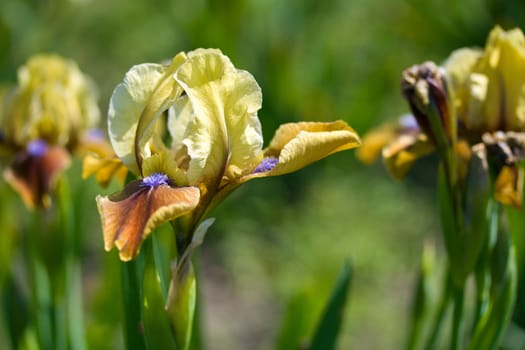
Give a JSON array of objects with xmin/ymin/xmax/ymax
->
[{"xmin": 0, "ymin": 0, "xmax": 524, "ymax": 349}]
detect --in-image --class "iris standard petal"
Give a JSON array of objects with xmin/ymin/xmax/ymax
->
[
  {"xmin": 174, "ymin": 49, "xmax": 263, "ymax": 185},
  {"xmin": 484, "ymin": 27, "xmax": 525, "ymax": 131},
  {"xmin": 108, "ymin": 55, "xmax": 186, "ymax": 176},
  {"xmin": 10, "ymin": 54, "xmax": 100, "ymax": 147},
  {"xmin": 97, "ymin": 181, "xmax": 200, "ymax": 261},
  {"xmin": 443, "ymin": 47, "xmax": 482, "ymax": 127},
  {"xmin": 108, "ymin": 63, "xmax": 166, "ymax": 174}
]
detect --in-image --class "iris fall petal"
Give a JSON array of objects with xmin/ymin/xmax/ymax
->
[
  {"xmin": 4, "ymin": 145, "xmax": 71, "ymax": 208},
  {"xmin": 97, "ymin": 182, "xmax": 200, "ymax": 261},
  {"xmin": 256, "ymin": 121, "xmax": 360, "ymax": 177}
]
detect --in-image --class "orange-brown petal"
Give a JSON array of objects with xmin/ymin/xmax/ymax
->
[{"xmin": 97, "ymin": 182, "xmax": 200, "ymax": 261}]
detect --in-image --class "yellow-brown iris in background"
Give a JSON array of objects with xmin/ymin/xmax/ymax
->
[
  {"xmin": 359, "ymin": 26, "xmax": 525, "ymax": 208},
  {"xmin": 0, "ymin": 54, "xmax": 103, "ymax": 208}
]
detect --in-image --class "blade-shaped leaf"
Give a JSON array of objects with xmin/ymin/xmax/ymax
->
[
  {"xmin": 309, "ymin": 262, "xmax": 352, "ymax": 350},
  {"xmin": 275, "ymin": 291, "xmax": 312, "ymax": 350},
  {"xmin": 468, "ymin": 225, "xmax": 517, "ymax": 350}
]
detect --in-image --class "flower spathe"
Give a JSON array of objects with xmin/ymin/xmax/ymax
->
[{"xmin": 97, "ymin": 48, "xmax": 360, "ymax": 261}]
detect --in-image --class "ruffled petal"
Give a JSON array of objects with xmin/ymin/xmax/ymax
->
[
  {"xmin": 443, "ymin": 47, "xmax": 482, "ymax": 128},
  {"xmin": 174, "ymin": 49, "xmax": 263, "ymax": 185},
  {"xmin": 252, "ymin": 121, "xmax": 360, "ymax": 177},
  {"xmin": 496, "ymin": 30, "xmax": 525, "ymax": 131},
  {"xmin": 97, "ymin": 182, "xmax": 200, "ymax": 261},
  {"xmin": 168, "ymin": 95, "xmax": 193, "ymax": 152},
  {"xmin": 108, "ymin": 54, "xmax": 186, "ymax": 175},
  {"xmin": 108, "ymin": 63, "xmax": 166, "ymax": 174},
  {"xmin": 9, "ymin": 54, "xmax": 101, "ymax": 147}
]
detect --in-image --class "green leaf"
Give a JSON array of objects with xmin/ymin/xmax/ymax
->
[
  {"xmin": 2, "ymin": 275, "xmax": 29, "ymax": 349},
  {"xmin": 406, "ymin": 243, "xmax": 436, "ymax": 350},
  {"xmin": 309, "ymin": 262, "xmax": 352, "ymax": 350},
  {"xmin": 275, "ymin": 291, "xmax": 311, "ymax": 350},
  {"xmin": 142, "ymin": 239, "xmax": 178, "ymax": 350},
  {"xmin": 468, "ymin": 226, "xmax": 517, "ymax": 350}
]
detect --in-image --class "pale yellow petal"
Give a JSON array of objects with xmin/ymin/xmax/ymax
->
[
  {"xmin": 174, "ymin": 49, "xmax": 263, "ymax": 184},
  {"xmin": 223, "ymin": 70, "xmax": 264, "ymax": 180},
  {"xmin": 168, "ymin": 95, "xmax": 193, "ymax": 152},
  {"xmin": 108, "ymin": 63, "xmax": 167, "ymax": 174},
  {"xmin": 135, "ymin": 53, "xmax": 187, "ymax": 167},
  {"xmin": 489, "ymin": 28, "xmax": 525, "ymax": 131}
]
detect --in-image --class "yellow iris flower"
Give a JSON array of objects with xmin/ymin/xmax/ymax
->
[{"xmin": 96, "ymin": 48, "xmax": 360, "ymax": 261}]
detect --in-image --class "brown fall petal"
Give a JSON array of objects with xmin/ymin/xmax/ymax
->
[
  {"xmin": 97, "ymin": 181, "xmax": 200, "ymax": 261},
  {"xmin": 4, "ymin": 146, "xmax": 71, "ymax": 209}
]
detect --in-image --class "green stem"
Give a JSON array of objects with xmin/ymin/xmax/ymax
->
[
  {"xmin": 27, "ymin": 212, "xmax": 54, "ymax": 350},
  {"xmin": 189, "ymin": 257, "xmax": 203, "ymax": 350},
  {"xmin": 424, "ymin": 270, "xmax": 451, "ymax": 350},
  {"xmin": 451, "ymin": 286, "xmax": 465, "ymax": 350},
  {"xmin": 121, "ymin": 259, "xmax": 147, "ymax": 350},
  {"xmin": 57, "ymin": 177, "xmax": 87, "ymax": 350}
]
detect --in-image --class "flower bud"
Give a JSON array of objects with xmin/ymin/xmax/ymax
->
[{"xmin": 401, "ymin": 62, "xmax": 453, "ymax": 151}]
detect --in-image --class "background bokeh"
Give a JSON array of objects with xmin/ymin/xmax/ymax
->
[{"xmin": 1, "ymin": 0, "xmax": 524, "ymax": 349}]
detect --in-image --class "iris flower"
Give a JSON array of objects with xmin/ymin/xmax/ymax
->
[
  {"xmin": 96, "ymin": 48, "xmax": 360, "ymax": 261},
  {"xmin": 359, "ymin": 26, "xmax": 525, "ymax": 207},
  {"xmin": 0, "ymin": 54, "xmax": 101, "ymax": 208}
]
